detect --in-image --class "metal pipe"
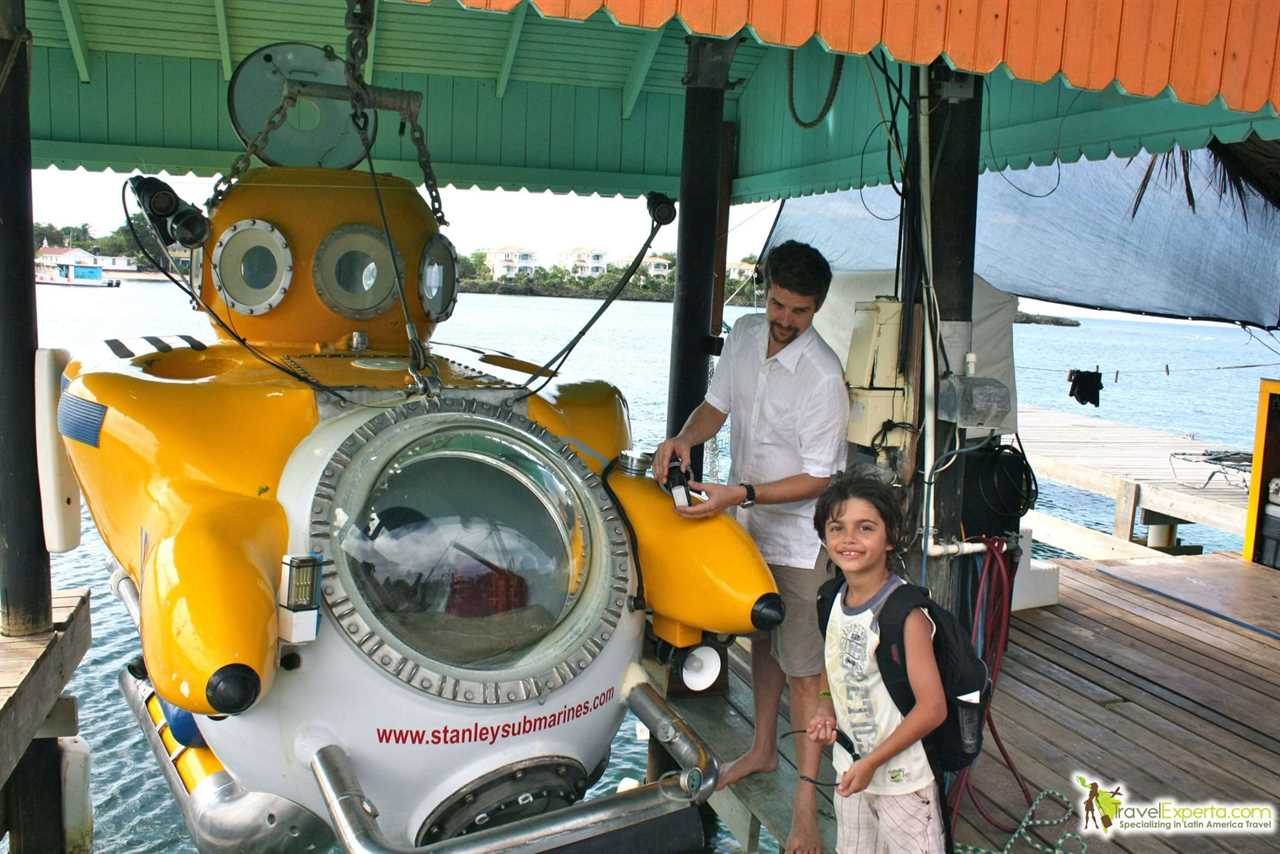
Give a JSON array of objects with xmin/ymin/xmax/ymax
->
[
  {"xmin": 0, "ymin": 0, "xmax": 52, "ymax": 637},
  {"xmin": 287, "ymin": 80, "xmax": 423, "ymax": 117},
  {"xmin": 119, "ymin": 669, "xmax": 332, "ymax": 853},
  {"xmin": 918, "ymin": 65, "xmax": 940, "ymax": 570},
  {"xmin": 110, "ymin": 563, "xmax": 142, "ymax": 628},
  {"xmin": 310, "ymin": 672, "xmax": 718, "ymax": 852}
]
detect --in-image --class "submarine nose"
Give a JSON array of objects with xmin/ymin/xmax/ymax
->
[
  {"xmin": 206, "ymin": 664, "xmax": 261, "ymax": 714},
  {"xmin": 750, "ymin": 593, "xmax": 785, "ymax": 631}
]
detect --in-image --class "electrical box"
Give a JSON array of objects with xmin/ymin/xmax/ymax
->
[
  {"xmin": 845, "ymin": 299, "xmax": 903, "ymax": 389},
  {"xmin": 848, "ymin": 388, "xmax": 912, "ymax": 447}
]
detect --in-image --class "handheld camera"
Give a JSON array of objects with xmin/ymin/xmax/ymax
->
[{"xmin": 666, "ymin": 458, "xmax": 691, "ymax": 508}]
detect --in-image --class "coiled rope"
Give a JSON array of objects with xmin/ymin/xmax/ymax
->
[{"xmin": 953, "ymin": 788, "xmax": 1085, "ymax": 854}]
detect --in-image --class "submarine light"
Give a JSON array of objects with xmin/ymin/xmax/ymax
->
[
  {"xmin": 278, "ymin": 554, "xmax": 322, "ymax": 644},
  {"xmin": 128, "ymin": 176, "xmax": 211, "ymax": 249},
  {"xmin": 680, "ymin": 645, "xmax": 721, "ymax": 692}
]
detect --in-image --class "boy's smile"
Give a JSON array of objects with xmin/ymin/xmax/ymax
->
[{"xmin": 824, "ymin": 497, "xmax": 892, "ymax": 579}]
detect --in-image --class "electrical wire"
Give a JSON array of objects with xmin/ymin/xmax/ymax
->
[
  {"xmin": 121, "ymin": 182, "xmax": 362, "ymax": 407},
  {"xmin": 511, "ymin": 216, "xmax": 665, "ymax": 403}
]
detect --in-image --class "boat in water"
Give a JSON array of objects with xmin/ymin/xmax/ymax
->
[
  {"xmin": 36, "ymin": 245, "xmax": 121, "ymax": 287},
  {"xmin": 48, "ymin": 34, "xmax": 788, "ymax": 852}
]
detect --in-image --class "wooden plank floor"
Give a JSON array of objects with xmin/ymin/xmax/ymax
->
[
  {"xmin": 1077, "ymin": 553, "xmax": 1280, "ymax": 640},
  {"xmin": 1017, "ymin": 407, "xmax": 1250, "ymax": 535},
  {"xmin": 0, "ymin": 589, "xmax": 91, "ymax": 788},
  {"xmin": 674, "ymin": 562, "xmax": 1278, "ymax": 853}
]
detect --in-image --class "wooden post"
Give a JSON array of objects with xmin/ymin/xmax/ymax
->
[
  {"xmin": 0, "ymin": 0, "xmax": 53, "ymax": 638},
  {"xmin": 1114, "ymin": 481, "xmax": 1141, "ymax": 542},
  {"xmin": 920, "ymin": 62, "xmax": 984, "ymax": 611},
  {"xmin": 710, "ymin": 123, "xmax": 737, "ymax": 334},
  {"xmin": 666, "ymin": 37, "xmax": 737, "ymax": 481},
  {"xmin": 3, "ymin": 740, "xmax": 65, "ymax": 852}
]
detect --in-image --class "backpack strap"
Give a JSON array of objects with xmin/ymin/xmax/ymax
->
[
  {"xmin": 874, "ymin": 583, "xmax": 931, "ymax": 717},
  {"xmin": 815, "ymin": 574, "xmax": 844, "ymax": 641}
]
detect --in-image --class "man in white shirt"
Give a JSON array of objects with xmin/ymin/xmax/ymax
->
[{"xmin": 654, "ymin": 240, "xmax": 849, "ymax": 854}]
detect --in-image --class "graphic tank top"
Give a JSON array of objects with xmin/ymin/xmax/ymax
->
[{"xmin": 823, "ymin": 576, "xmax": 935, "ymax": 795}]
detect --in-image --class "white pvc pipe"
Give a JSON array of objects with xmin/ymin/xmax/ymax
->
[{"xmin": 927, "ymin": 541, "xmax": 988, "ymax": 558}]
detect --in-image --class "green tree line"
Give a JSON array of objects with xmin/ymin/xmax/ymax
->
[{"xmin": 34, "ymin": 216, "xmax": 166, "ymax": 269}]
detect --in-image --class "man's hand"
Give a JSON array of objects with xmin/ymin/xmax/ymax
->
[
  {"xmin": 806, "ymin": 713, "xmax": 838, "ymax": 746},
  {"xmin": 675, "ymin": 481, "xmax": 746, "ymax": 518},
  {"xmin": 652, "ymin": 437, "xmax": 692, "ymax": 485},
  {"xmin": 836, "ymin": 758, "xmax": 876, "ymax": 797}
]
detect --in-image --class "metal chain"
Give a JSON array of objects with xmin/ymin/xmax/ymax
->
[
  {"xmin": 206, "ymin": 92, "xmax": 297, "ymax": 210},
  {"xmin": 0, "ymin": 28, "xmax": 32, "ymax": 97},
  {"xmin": 341, "ymin": 0, "xmax": 447, "ymax": 225}
]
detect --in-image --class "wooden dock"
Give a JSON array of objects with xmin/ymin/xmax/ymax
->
[
  {"xmin": 671, "ymin": 562, "xmax": 1280, "ymax": 853},
  {"xmin": 1017, "ymin": 406, "xmax": 1250, "ymax": 540},
  {"xmin": 1, "ymin": 589, "xmax": 91, "ymax": 838}
]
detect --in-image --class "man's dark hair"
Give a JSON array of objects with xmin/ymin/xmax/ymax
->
[
  {"xmin": 812, "ymin": 471, "xmax": 906, "ymax": 552},
  {"xmin": 763, "ymin": 240, "xmax": 833, "ymax": 308}
]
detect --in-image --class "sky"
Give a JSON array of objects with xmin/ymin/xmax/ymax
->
[
  {"xmin": 27, "ymin": 167, "xmax": 1210, "ymax": 324},
  {"xmin": 30, "ymin": 167, "xmax": 779, "ymax": 268}
]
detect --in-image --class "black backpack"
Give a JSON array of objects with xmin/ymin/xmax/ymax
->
[{"xmin": 816, "ymin": 578, "xmax": 991, "ymax": 772}]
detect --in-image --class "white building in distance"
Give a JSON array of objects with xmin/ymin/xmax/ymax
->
[
  {"xmin": 484, "ymin": 246, "xmax": 539, "ymax": 279},
  {"xmin": 562, "ymin": 247, "xmax": 609, "ymax": 278}
]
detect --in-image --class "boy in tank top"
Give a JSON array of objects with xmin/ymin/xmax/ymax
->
[{"xmin": 805, "ymin": 473, "xmax": 948, "ymax": 853}]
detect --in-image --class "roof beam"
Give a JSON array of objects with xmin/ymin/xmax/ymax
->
[
  {"xmin": 622, "ymin": 27, "xmax": 664, "ymax": 119},
  {"xmin": 363, "ymin": 0, "xmax": 380, "ymax": 82},
  {"xmin": 496, "ymin": 2, "xmax": 528, "ymax": 99},
  {"xmin": 55, "ymin": 0, "xmax": 90, "ymax": 82},
  {"xmin": 213, "ymin": 0, "xmax": 232, "ymax": 80}
]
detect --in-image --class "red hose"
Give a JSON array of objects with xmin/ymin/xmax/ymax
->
[{"xmin": 946, "ymin": 536, "xmax": 1035, "ymax": 841}]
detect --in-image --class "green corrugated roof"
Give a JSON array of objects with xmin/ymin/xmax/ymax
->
[{"xmin": 23, "ymin": 0, "xmax": 1280, "ymax": 202}]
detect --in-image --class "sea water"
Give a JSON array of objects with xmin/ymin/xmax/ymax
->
[{"xmin": 26, "ymin": 283, "xmax": 1278, "ymax": 852}]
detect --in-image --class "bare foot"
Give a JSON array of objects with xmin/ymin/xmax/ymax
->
[
  {"xmin": 715, "ymin": 747, "xmax": 778, "ymax": 790},
  {"xmin": 785, "ymin": 806, "xmax": 822, "ymax": 854}
]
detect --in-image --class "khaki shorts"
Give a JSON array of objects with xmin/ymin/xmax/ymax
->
[{"xmin": 763, "ymin": 548, "xmax": 834, "ymax": 678}]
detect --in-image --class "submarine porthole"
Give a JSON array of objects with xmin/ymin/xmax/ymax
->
[
  {"xmin": 335, "ymin": 250, "xmax": 377, "ymax": 294},
  {"xmin": 241, "ymin": 246, "xmax": 278, "ymax": 290},
  {"xmin": 419, "ymin": 232, "xmax": 458, "ymax": 321},
  {"xmin": 312, "ymin": 401, "xmax": 633, "ymax": 704},
  {"xmin": 312, "ymin": 223, "xmax": 401, "ymax": 320},
  {"xmin": 211, "ymin": 219, "xmax": 293, "ymax": 315},
  {"xmin": 332, "ymin": 427, "xmax": 589, "ymax": 671}
]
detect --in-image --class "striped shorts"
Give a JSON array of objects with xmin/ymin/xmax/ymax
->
[{"xmin": 834, "ymin": 785, "xmax": 946, "ymax": 854}]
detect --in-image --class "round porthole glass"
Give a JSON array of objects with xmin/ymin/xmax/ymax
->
[
  {"xmin": 418, "ymin": 232, "xmax": 458, "ymax": 322},
  {"xmin": 333, "ymin": 427, "xmax": 589, "ymax": 670},
  {"xmin": 313, "ymin": 224, "xmax": 402, "ymax": 320},
  {"xmin": 211, "ymin": 219, "xmax": 293, "ymax": 315}
]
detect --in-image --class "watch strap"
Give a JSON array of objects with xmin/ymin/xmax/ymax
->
[{"xmin": 740, "ymin": 483, "xmax": 756, "ymax": 507}]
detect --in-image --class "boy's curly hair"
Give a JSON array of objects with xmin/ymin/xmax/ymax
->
[{"xmin": 812, "ymin": 471, "xmax": 907, "ymax": 552}]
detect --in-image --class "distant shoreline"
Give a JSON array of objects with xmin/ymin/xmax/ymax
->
[{"xmin": 458, "ymin": 281, "xmax": 1082, "ymax": 324}]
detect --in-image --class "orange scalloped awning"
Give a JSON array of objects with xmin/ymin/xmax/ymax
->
[{"xmin": 408, "ymin": 0, "xmax": 1280, "ymax": 114}]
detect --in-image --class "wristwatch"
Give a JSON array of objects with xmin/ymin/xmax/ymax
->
[{"xmin": 739, "ymin": 483, "xmax": 756, "ymax": 508}]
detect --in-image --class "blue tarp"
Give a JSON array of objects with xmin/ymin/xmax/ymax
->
[{"xmin": 761, "ymin": 152, "xmax": 1280, "ymax": 329}]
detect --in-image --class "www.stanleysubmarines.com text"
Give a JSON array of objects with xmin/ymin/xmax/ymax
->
[{"xmin": 375, "ymin": 686, "xmax": 615, "ymax": 747}]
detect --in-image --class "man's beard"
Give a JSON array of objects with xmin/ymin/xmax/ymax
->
[{"xmin": 770, "ymin": 322, "xmax": 797, "ymax": 344}]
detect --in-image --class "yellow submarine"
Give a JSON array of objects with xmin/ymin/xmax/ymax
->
[{"xmin": 57, "ymin": 122, "xmax": 783, "ymax": 850}]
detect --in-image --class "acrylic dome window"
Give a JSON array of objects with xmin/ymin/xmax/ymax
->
[
  {"xmin": 312, "ymin": 224, "xmax": 402, "ymax": 320},
  {"xmin": 419, "ymin": 232, "xmax": 458, "ymax": 321},
  {"xmin": 211, "ymin": 219, "xmax": 293, "ymax": 316},
  {"xmin": 329, "ymin": 420, "xmax": 598, "ymax": 674}
]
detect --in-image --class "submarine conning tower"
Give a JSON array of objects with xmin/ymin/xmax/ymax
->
[{"xmin": 200, "ymin": 166, "xmax": 455, "ymax": 351}]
